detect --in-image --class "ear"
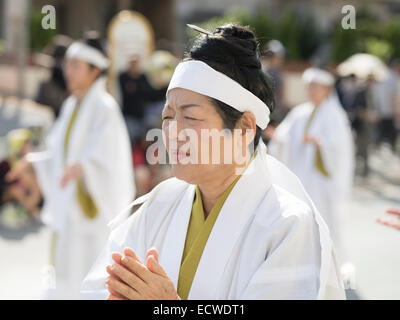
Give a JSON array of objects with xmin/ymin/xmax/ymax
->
[
  {"xmin": 238, "ymin": 112, "xmax": 257, "ymax": 147},
  {"xmin": 88, "ymin": 64, "xmax": 101, "ymax": 82},
  {"xmin": 93, "ymin": 67, "xmax": 102, "ymax": 80}
]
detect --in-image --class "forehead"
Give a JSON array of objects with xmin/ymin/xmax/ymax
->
[
  {"xmin": 166, "ymin": 87, "xmax": 212, "ymax": 107},
  {"xmin": 65, "ymin": 57, "xmax": 89, "ymax": 67},
  {"xmin": 308, "ymin": 82, "xmax": 330, "ymax": 90}
]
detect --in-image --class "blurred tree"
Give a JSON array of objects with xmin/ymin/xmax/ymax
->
[
  {"xmin": 384, "ymin": 19, "xmax": 400, "ymax": 60},
  {"xmin": 276, "ymin": 10, "xmax": 301, "ymax": 60},
  {"xmin": 193, "ymin": 7, "xmax": 400, "ymax": 63},
  {"xmin": 366, "ymin": 38, "xmax": 393, "ymax": 62},
  {"xmin": 330, "ymin": 24, "xmax": 364, "ymax": 62},
  {"xmin": 196, "ymin": 8, "xmax": 322, "ymax": 61},
  {"xmin": 30, "ymin": 9, "xmax": 58, "ymax": 51}
]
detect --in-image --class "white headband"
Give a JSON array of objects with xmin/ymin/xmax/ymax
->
[
  {"xmin": 167, "ymin": 60, "xmax": 270, "ymax": 129},
  {"xmin": 302, "ymin": 67, "xmax": 334, "ymax": 86},
  {"xmin": 66, "ymin": 42, "xmax": 108, "ymax": 70}
]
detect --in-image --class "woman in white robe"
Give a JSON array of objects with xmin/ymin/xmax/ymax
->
[
  {"xmin": 81, "ymin": 24, "xmax": 345, "ymax": 300},
  {"xmin": 7, "ymin": 36, "xmax": 135, "ymax": 299},
  {"xmin": 268, "ymin": 68, "xmax": 354, "ymax": 269}
]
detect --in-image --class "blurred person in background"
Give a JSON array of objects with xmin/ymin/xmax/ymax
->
[
  {"xmin": 1, "ymin": 159, "xmax": 40, "ymax": 212},
  {"xmin": 391, "ymin": 59, "xmax": 400, "ymax": 137},
  {"xmin": 372, "ymin": 59, "xmax": 400, "ymax": 153},
  {"xmin": 6, "ymin": 31, "xmax": 135, "ymax": 299},
  {"xmin": 350, "ymin": 74, "xmax": 379, "ymax": 177},
  {"xmin": 268, "ymin": 68, "xmax": 355, "ymax": 281},
  {"xmin": 0, "ymin": 130, "xmax": 42, "ymax": 219},
  {"xmin": 335, "ymin": 74, "xmax": 358, "ymax": 115},
  {"xmin": 35, "ymin": 35, "xmax": 73, "ymax": 118},
  {"xmin": 261, "ymin": 40, "xmax": 288, "ymax": 128},
  {"xmin": 119, "ymin": 54, "xmax": 166, "ymax": 148}
]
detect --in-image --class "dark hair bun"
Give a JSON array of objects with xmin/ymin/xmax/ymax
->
[
  {"xmin": 82, "ymin": 30, "xmax": 105, "ymax": 56},
  {"xmin": 185, "ymin": 23, "xmax": 274, "ymax": 114},
  {"xmin": 213, "ymin": 24, "xmax": 258, "ymax": 55},
  {"xmin": 188, "ymin": 24, "xmax": 260, "ymax": 69},
  {"xmin": 184, "ymin": 23, "xmax": 275, "ymax": 151}
]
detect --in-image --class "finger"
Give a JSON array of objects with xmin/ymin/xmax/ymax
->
[
  {"xmin": 386, "ymin": 209, "xmax": 400, "ymax": 217},
  {"xmin": 106, "ymin": 284, "xmax": 128, "ymax": 300},
  {"xmin": 106, "ymin": 275, "xmax": 140, "ymax": 300},
  {"xmin": 5, "ymin": 167, "xmax": 22, "ymax": 182},
  {"xmin": 60, "ymin": 173, "xmax": 69, "ymax": 189},
  {"xmin": 112, "ymin": 252, "xmax": 123, "ymax": 264},
  {"xmin": 106, "ymin": 293, "xmax": 127, "ymax": 300},
  {"xmin": 123, "ymin": 247, "xmax": 143, "ymax": 263},
  {"xmin": 377, "ymin": 218, "xmax": 400, "ymax": 230},
  {"xmin": 109, "ymin": 263, "xmax": 147, "ymax": 294},
  {"xmin": 120, "ymin": 255, "xmax": 151, "ymax": 283},
  {"xmin": 146, "ymin": 254, "xmax": 168, "ymax": 277},
  {"xmin": 376, "ymin": 218, "xmax": 388, "ymax": 224},
  {"xmin": 106, "ymin": 265, "xmax": 122, "ymax": 278},
  {"xmin": 146, "ymin": 247, "xmax": 159, "ymax": 262},
  {"xmin": 383, "ymin": 221, "xmax": 400, "ymax": 230},
  {"xmin": 8, "ymin": 185, "xmax": 26, "ymax": 202}
]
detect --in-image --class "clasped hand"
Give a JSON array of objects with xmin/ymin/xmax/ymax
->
[{"xmin": 106, "ymin": 247, "xmax": 180, "ymax": 300}]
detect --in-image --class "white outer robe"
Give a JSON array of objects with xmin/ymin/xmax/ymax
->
[
  {"xmin": 81, "ymin": 139, "xmax": 345, "ymax": 300},
  {"xmin": 27, "ymin": 77, "xmax": 135, "ymax": 299},
  {"xmin": 268, "ymin": 94, "xmax": 354, "ymax": 264}
]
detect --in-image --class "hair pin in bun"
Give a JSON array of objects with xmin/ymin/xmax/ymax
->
[{"xmin": 187, "ymin": 24, "xmax": 213, "ymax": 36}]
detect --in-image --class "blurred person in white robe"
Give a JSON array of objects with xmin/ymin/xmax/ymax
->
[
  {"xmin": 268, "ymin": 67, "xmax": 355, "ymax": 286},
  {"xmin": 6, "ymin": 32, "xmax": 135, "ymax": 299},
  {"xmin": 81, "ymin": 25, "xmax": 345, "ymax": 300}
]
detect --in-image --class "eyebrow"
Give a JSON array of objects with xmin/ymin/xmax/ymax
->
[{"xmin": 165, "ymin": 103, "xmax": 201, "ymax": 111}]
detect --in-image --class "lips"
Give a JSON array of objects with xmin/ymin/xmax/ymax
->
[{"xmin": 170, "ymin": 149, "xmax": 190, "ymax": 162}]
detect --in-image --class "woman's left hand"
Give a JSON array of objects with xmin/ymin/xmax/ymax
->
[
  {"xmin": 303, "ymin": 135, "xmax": 320, "ymax": 148},
  {"xmin": 60, "ymin": 163, "xmax": 83, "ymax": 188},
  {"xmin": 105, "ymin": 247, "xmax": 180, "ymax": 300}
]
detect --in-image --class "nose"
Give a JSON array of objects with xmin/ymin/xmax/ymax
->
[{"xmin": 166, "ymin": 119, "xmax": 188, "ymax": 142}]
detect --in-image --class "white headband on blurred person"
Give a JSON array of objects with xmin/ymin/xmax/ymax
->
[
  {"xmin": 66, "ymin": 41, "xmax": 108, "ymax": 70},
  {"xmin": 167, "ymin": 60, "xmax": 270, "ymax": 130},
  {"xmin": 302, "ymin": 67, "xmax": 335, "ymax": 87}
]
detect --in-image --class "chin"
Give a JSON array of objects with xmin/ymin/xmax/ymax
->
[{"xmin": 171, "ymin": 164, "xmax": 198, "ymax": 184}]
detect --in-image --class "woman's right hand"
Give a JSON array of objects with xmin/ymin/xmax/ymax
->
[
  {"xmin": 5, "ymin": 157, "xmax": 32, "ymax": 183},
  {"xmin": 5, "ymin": 158, "xmax": 42, "ymax": 214}
]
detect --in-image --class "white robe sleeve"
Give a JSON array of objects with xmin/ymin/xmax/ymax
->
[
  {"xmin": 240, "ymin": 204, "xmax": 345, "ymax": 300},
  {"xmin": 80, "ymin": 199, "xmax": 148, "ymax": 299}
]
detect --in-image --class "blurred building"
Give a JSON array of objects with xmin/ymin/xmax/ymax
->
[
  {"xmin": 1, "ymin": 0, "xmax": 399, "ymax": 99},
  {"xmin": 30, "ymin": 0, "xmax": 176, "ymax": 42},
  {"xmin": 177, "ymin": 0, "xmax": 400, "ymax": 32},
  {"xmin": 1, "ymin": 0, "xmax": 400, "ymax": 53}
]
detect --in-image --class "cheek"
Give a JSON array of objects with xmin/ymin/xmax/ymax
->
[
  {"xmin": 66, "ymin": 68, "xmax": 84, "ymax": 88},
  {"xmin": 161, "ymin": 124, "xmax": 169, "ymax": 150},
  {"xmin": 64, "ymin": 66, "xmax": 73, "ymax": 83}
]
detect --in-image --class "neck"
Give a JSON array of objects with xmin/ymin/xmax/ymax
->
[
  {"xmin": 129, "ymin": 70, "xmax": 140, "ymax": 78},
  {"xmin": 197, "ymin": 149, "xmax": 253, "ymax": 217},
  {"xmin": 73, "ymin": 80, "xmax": 96, "ymax": 100},
  {"xmin": 197, "ymin": 167, "xmax": 239, "ymax": 218}
]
